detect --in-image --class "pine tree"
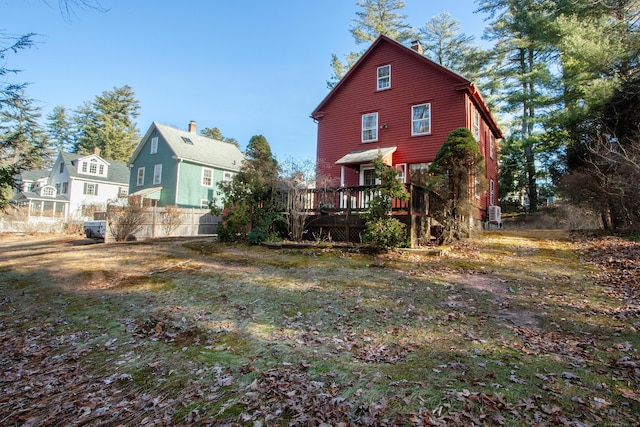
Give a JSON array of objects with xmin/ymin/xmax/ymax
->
[
  {"xmin": 328, "ymin": 0, "xmax": 414, "ymax": 88},
  {"xmin": 0, "ymin": 32, "xmax": 45, "ymax": 208},
  {"xmin": 73, "ymin": 85, "xmax": 140, "ymax": 162},
  {"xmin": 46, "ymin": 105, "xmax": 74, "ymax": 153}
]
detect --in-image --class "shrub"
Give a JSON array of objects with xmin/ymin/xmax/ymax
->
[{"xmin": 362, "ymin": 217, "xmax": 407, "ymax": 251}]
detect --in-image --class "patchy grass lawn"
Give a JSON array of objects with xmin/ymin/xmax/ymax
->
[{"xmin": 1, "ymin": 230, "xmax": 639, "ymax": 426}]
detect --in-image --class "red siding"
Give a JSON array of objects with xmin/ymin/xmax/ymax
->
[{"xmin": 313, "ymin": 36, "xmax": 500, "ymax": 218}]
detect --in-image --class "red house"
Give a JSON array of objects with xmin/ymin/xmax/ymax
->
[{"xmin": 311, "ymin": 35, "xmax": 502, "ymax": 222}]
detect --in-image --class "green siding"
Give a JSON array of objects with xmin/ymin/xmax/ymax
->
[{"xmin": 129, "ymin": 129, "xmax": 179, "ymax": 206}]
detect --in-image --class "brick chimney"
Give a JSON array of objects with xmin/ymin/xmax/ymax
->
[
  {"xmin": 188, "ymin": 121, "xmax": 197, "ymax": 133},
  {"xmin": 410, "ymin": 40, "xmax": 423, "ymax": 54},
  {"xmin": 93, "ymin": 147, "xmax": 101, "ymax": 156}
]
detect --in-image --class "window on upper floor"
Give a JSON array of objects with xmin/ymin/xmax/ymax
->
[
  {"xmin": 489, "ymin": 133, "xmax": 495, "ymax": 160},
  {"xmin": 223, "ymin": 171, "xmax": 233, "ymax": 182},
  {"xmin": 82, "ymin": 162, "xmax": 88, "ymax": 173},
  {"xmin": 137, "ymin": 167, "xmax": 145, "ymax": 186},
  {"xmin": 89, "ymin": 159, "xmax": 97, "ymax": 174},
  {"xmin": 377, "ymin": 65, "xmax": 390, "ymax": 90},
  {"xmin": 62, "ymin": 182, "xmax": 68, "ymax": 194},
  {"xmin": 473, "ymin": 110, "xmax": 480, "ymax": 140},
  {"xmin": 119, "ymin": 187, "xmax": 128, "ymax": 197},
  {"xmin": 411, "ymin": 103, "xmax": 431, "ymax": 136},
  {"xmin": 150, "ymin": 137, "xmax": 158, "ymax": 154},
  {"xmin": 362, "ymin": 112, "xmax": 378, "ymax": 142},
  {"xmin": 153, "ymin": 164, "xmax": 162, "ymax": 185},
  {"xmin": 202, "ymin": 168, "xmax": 213, "ymax": 187},
  {"xmin": 59, "ymin": 162, "xmax": 64, "ymax": 173}
]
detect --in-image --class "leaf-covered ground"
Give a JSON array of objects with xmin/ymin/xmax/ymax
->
[{"xmin": 0, "ymin": 230, "xmax": 639, "ymax": 426}]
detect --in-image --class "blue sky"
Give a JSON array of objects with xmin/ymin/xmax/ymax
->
[{"xmin": 3, "ymin": 0, "xmax": 490, "ymax": 162}]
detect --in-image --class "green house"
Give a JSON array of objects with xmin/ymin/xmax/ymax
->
[{"xmin": 129, "ymin": 121, "xmax": 244, "ymax": 208}]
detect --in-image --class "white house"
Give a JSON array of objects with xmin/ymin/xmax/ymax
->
[{"xmin": 12, "ymin": 148, "xmax": 130, "ymax": 220}]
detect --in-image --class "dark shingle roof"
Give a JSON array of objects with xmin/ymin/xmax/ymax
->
[{"xmin": 61, "ymin": 152, "xmax": 129, "ymax": 185}]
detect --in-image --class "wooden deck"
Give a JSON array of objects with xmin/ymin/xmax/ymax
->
[{"xmin": 285, "ymin": 185, "xmax": 434, "ymax": 246}]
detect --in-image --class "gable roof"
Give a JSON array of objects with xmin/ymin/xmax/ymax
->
[
  {"xmin": 133, "ymin": 122, "xmax": 244, "ymax": 171},
  {"xmin": 18, "ymin": 169, "xmax": 49, "ymax": 182},
  {"xmin": 311, "ymin": 35, "xmax": 502, "ymax": 138},
  {"xmin": 60, "ymin": 151, "xmax": 130, "ymax": 184}
]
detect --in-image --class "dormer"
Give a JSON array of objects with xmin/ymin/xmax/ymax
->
[
  {"xmin": 77, "ymin": 149, "xmax": 109, "ymax": 178},
  {"xmin": 39, "ymin": 185, "xmax": 57, "ymax": 198}
]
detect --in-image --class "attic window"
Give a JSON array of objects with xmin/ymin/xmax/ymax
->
[
  {"xmin": 181, "ymin": 136, "xmax": 193, "ymax": 144},
  {"xmin": 377, "ymin": 65, "xmax": 390, "ymax": 90}
]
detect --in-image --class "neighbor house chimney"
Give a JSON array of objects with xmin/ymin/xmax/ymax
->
[
  {"xmin": 410, "ymin": 40, "xmax": 423, "ymax": 54},
  {"xmin": 93, "ymin": 147, "xmax": 101, "ymax": 156},
  {"xmin": 188, "ymin": 121, "xmax": 197, "ymax": 133}
]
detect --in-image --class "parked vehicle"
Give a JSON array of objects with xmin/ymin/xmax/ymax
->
[{"xmin": 84, "ymin": 220, "xmax": 106, "ymax": 239}]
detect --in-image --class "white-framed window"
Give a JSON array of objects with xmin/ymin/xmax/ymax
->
[
  {"xmin": 83, "ymin": 182, "xmax": 98, "ymax": 195},
  {"xmin": 377, "ymin": 64, "xmax": 390, "ymax": 90},
  {"xmin": 150, "ymin": 137, "xmax": 158, "ymax": 154},
  {"xmin": 489, "ymin": 133, "xmax": 495, "ymax": 159},
  {"xmin": 490, "ymin": 179, "xmax": 495, "ymax": 206},
  {"xmin": 223, "ymin": 171, "xmax": 233, "ymax": 182},
  {"xmin": 200, "ymin": 199, "xmax": 209, "ymax": 209},
  {"xmin": 362, "ymin": 112, "xmax": 378, "ymax": 142},
  {"xmin": 395, "ymin": 163, "xmax": 408, "ymax": 183},
  {"xmin": 99, "ymin": 164, "xmax": 104, "ymax": 175},
  {"xmin": 89, "ymin": 159, "xmax": 97, "ymax": 174},
  {"xmin": 81, "ymin": 162, "xmax": 87, "ymax": 173},
  {"xmin": 153, "ymin": 164, "xmax": 162, "ymax": 185},
  {"xmin": 42, "ymin": 186, "xmax": 55, "ymax": 197},
  {"xmin": 360, "ymin": 165, "xmax": 379, "ymax": 186},
  {"xmin": 411, "ymin": 103, "xmax": 431, "ymax": 136},
  {"xmin": 202, "ymin": 168, "xmax": 214, "ymax": 187},
  {"xmin": 473, "ymin": 110, "xmax": 480, "ymax": 140},
  {"xmin": 137, "ymin": 167, "xmax": 145, "ymax": 186},
  {"xmin": 119, "ymin": 187, "xmax": 129, "ymax": 197}
]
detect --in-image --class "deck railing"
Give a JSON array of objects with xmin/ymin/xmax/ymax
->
[{"xmin": 285, "ymin": 184, "xmax": 428, "ymax": 216}]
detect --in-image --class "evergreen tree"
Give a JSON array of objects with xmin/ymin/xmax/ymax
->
[
  {"xmin": 0, "ymin": 32, "xmax": 45, "ymax": 208},
  {"xmin": 429, "ymin": 128, "xmax": 485, "ymax": 243},
  {"xmin": 213, "ymin": 135, "xmax": 283, "ymax": 243},
  {"xmin": 328, "ymin": 0, "xmax": 414, "ymax": 88},
  {"xmin": 46, "ymin": 105, "xmax": 74, "ymax": 153},
  {"xmin": 73, "ymin": 85, "xmax": 140, "ymax": 162},
  {"xmin": 479, "ymin": 0, "xmax": 558, "ymax": 211},
  {"xmin": 419, "ymin": 12, "xmax": 475, "ymax": 72},
  {"xmin": 200, "ymin": 126, "xmax": 240, "ymax": 147}
]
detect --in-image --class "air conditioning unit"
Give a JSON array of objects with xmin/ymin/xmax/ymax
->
[{"xmin": 488, "ymin": 205, "xmax": 502, "ymax": 223}]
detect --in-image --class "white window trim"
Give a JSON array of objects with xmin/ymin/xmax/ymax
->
[
  {"xmin": 200, "ymin": 199, "xmax": 210, "ymax": 209},
  {"xmin": 153, "ymin": 163, "xmax": 162, "ymax": 185},
  {"xmin": 201, "ymin": 167, "xmax": 214, "ymax": 187},
  {"xmin": 150, "ymin": 137, "xmax": 158, "ymax": 154},
  {"xmin": 473, "ymin": 110, "xmax": 480, "ymax": 140},
  {"xmin": 359, "ymin": 164, "xmax": 380, "ymax": 186},
  {"xmin": 377, "ymin": 64, "xmax": 390, "ymax": 90},
  {"xmin": 362, "ymin": 112, "xmax": 378, "ymax": 143},
  {"xmin": 137, "ymin": 167, "xmax": 145, "ymax": 186},
  {"xmin": 411, "ymin": 103, "xmax": 431, "ymax": 136},
  {"xmin": 395, "ymin": 163, "xmax": 408, "ymax": 183},
  {"xmin": 489, "ymin": 134, "xmax": 495, "ymax": 160}
]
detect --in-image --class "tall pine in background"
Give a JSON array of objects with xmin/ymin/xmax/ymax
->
[{"xmin": 73, "ymin": 85, "xmax": 140, "ymax": 162}]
